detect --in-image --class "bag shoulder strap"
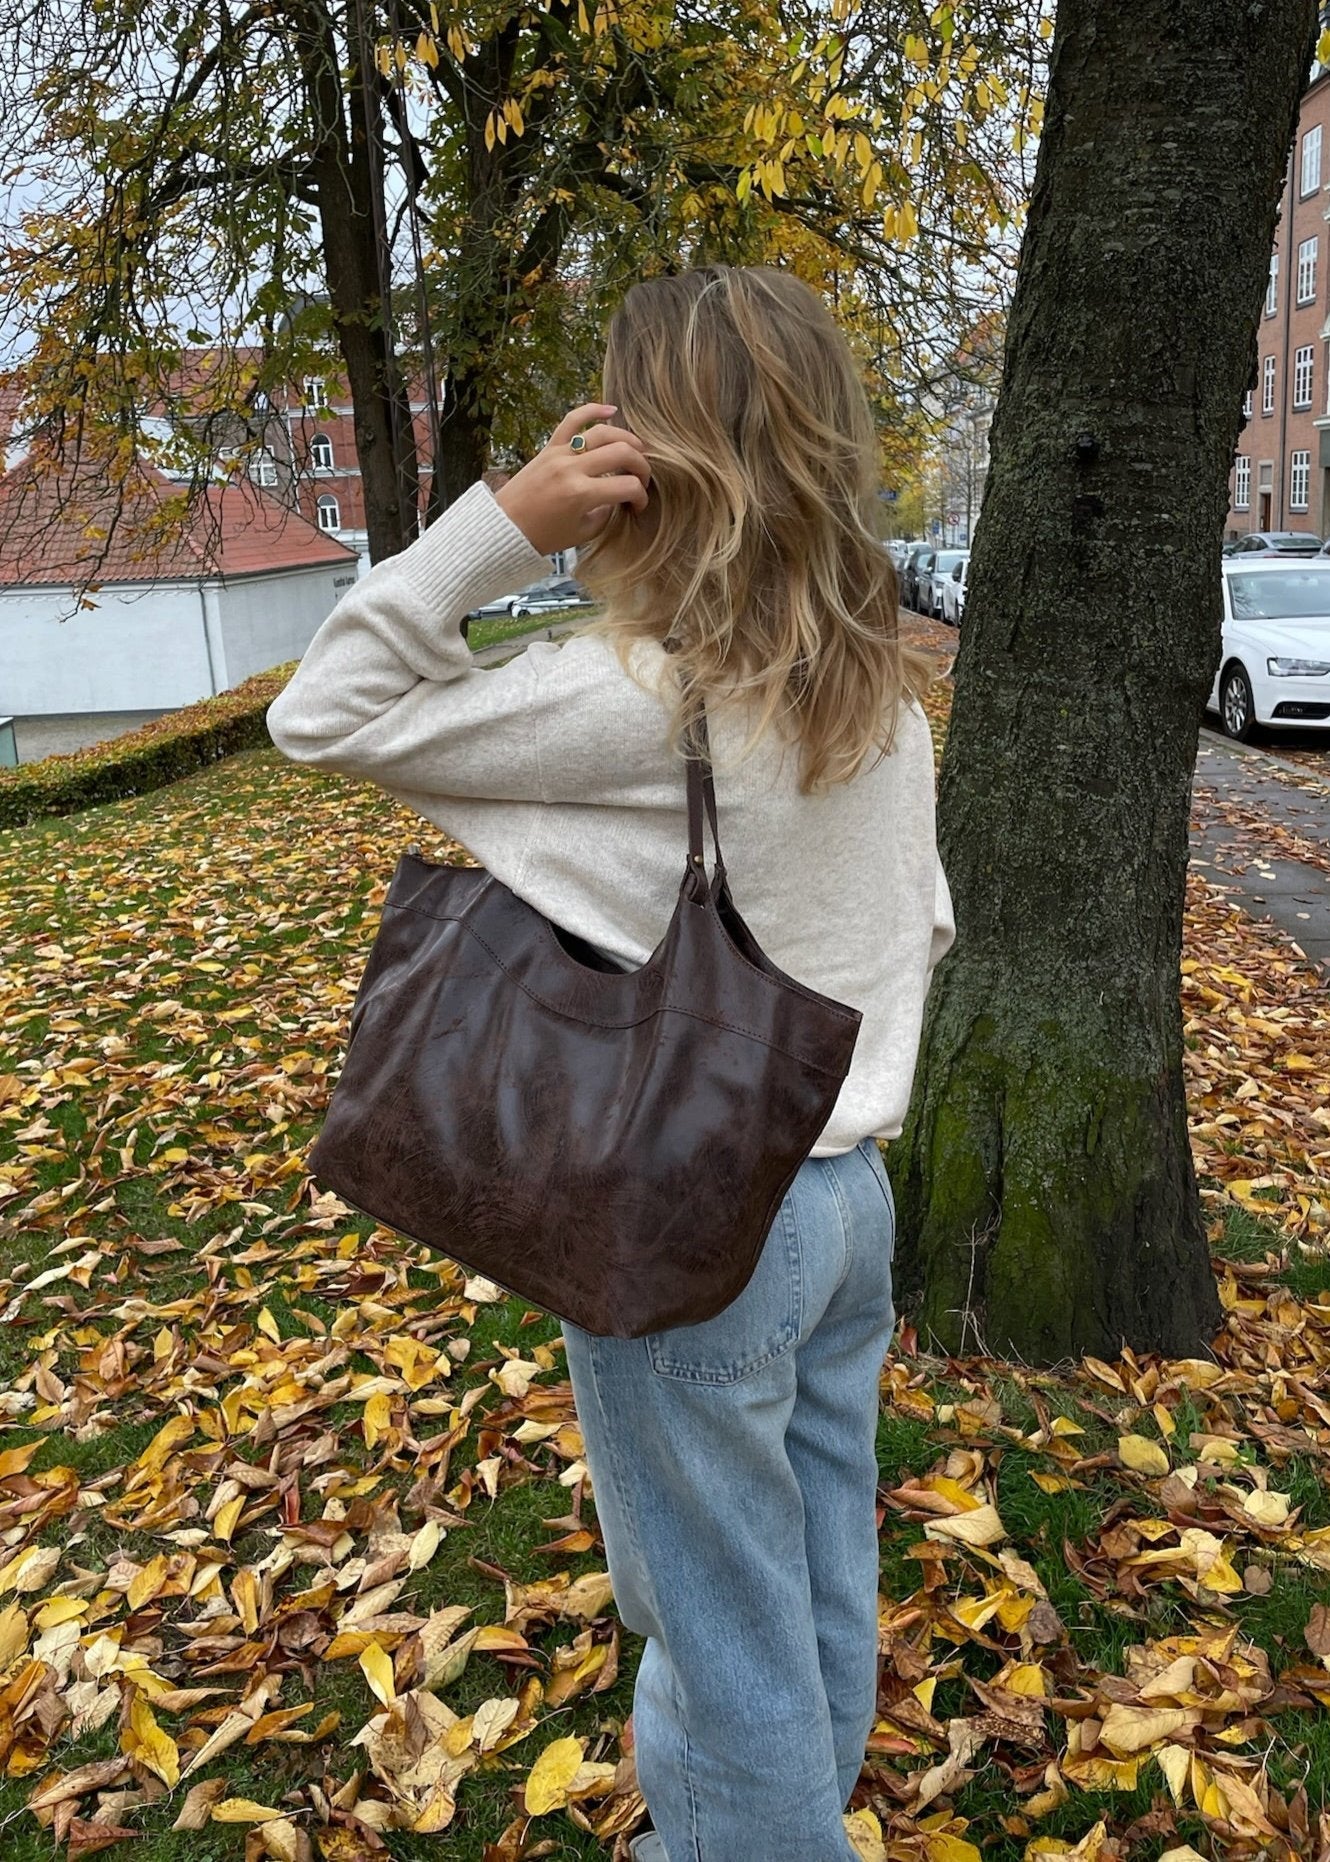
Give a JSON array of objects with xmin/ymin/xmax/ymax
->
[{"xmin": 684, "ymin": 708, "xmax": 724, "ymax": 880}]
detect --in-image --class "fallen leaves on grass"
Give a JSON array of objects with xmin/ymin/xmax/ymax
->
[{"xmin": 0, "ymin": 713, "xmax": 1328, "ymax": 1856}]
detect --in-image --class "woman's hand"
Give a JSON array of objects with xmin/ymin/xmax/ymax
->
[{"xmin": 494, "ymin": 403, "xmax": 651, "ymax": 556}]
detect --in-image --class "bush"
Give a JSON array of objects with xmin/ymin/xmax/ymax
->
[{"xmin": 0, "ymin": 663, "xmax": 297, "ymax": 831}]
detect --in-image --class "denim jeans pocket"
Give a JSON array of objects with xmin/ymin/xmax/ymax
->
[
  {"xmin": 645, "ymin": 1196, "xmax": 803, "ymax": 1385},
  {"xmin": 859, "ymin": 1138, "xmax": 897, "ymax": 1263}
]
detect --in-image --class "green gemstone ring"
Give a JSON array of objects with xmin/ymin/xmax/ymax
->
[{"xmin": 569, "ymin": 433, "xmax": 587, "ymax": 452}]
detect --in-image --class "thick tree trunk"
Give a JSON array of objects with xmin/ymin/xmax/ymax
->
[
  {"xmin": 296, "ymin": 0, "xmax": 420, "ymax": 563},
  {"xmin": 891, "ymin": 0, "xmax": 1316, "ymax": 1362},
  {"xmin": 432, "ymin": 367, "xmax": 492, "ymax": 515}
]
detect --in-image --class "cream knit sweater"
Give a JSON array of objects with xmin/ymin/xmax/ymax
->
[{"xmin": 266, "ymin": 481, "xmax": 955, "ymax": 1156}]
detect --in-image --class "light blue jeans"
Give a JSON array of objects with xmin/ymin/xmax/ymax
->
[{"xmin": 562, "ymin": 1136, "xmax": 896, "ymax": 1862}]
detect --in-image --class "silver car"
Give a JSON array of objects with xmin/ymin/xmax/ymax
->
[
  {"xmin": 940, "ymin": 553, "xmax": 969, "ymax": 627},
  {"xmin": 918, "ymin": 549, "xmax": 969, "ymax": 618}
]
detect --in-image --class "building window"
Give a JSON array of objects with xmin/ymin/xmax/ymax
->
[
  {"xmin": 1266, "ymin": 255, "xmax": 1279, "ymax": 317},
  {"xmin": 1291, "ymin": 450, "xmax": 1311, "ymax": 511},
  {"xmin": 303, "ymin": 376, "xmax": 327, "ymax": 409},
  {"xmin": 1295, "ymin": 344, "xmax": 1315, "ymax": 408},
  {"xmin": 1234, "ymin": 455, "xmax": 1251, "ymax": 510},
  {"xmin": 1263, "ymin": 355, "xmax": 1276, "ymax": 413},
  {"xmin": 1298, "ymin": 236, "xmax": 1319, "ymax": 304},
  {"xmin": 316, "ymin": 494, "xmax": 341, "ymax": 531},
  {"xmin": 249, "ymin": 447, "xmax": 278, "ymax": 488},
  {"xmin": 1243, "ymin": 387, "xmax": 1254, "ymax": 419},
  {"xmin": 311, "ymin": 432, "xmax": 335, "ymax": 471},
  {"xmin": 1302, "ymin": 124, "xmax": 1323, "ymax": 196}
]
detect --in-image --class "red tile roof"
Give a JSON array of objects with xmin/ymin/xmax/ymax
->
[{"xmin": 0, "ymin": 456, "xmax": 357, "ymax": 589}]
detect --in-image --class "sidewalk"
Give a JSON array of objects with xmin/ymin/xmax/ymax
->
[
  {"xmin": 898, "ymin": 601, "xmax": 1330, "ymax": 979},
  {"xmin": 1191, "ymin": 730, "xmax": 1330, "ymax": 973},
  {"xmin": 10, "ymin": 709, "xmax": 170, "ymax": 762}
]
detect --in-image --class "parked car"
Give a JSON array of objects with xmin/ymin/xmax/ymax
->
[
  {"xmin": 507, "ymin": 577, "xmax": 594, "ymax": 617},
  {"xmin": 918, "ymin": 549, "xmax": 968, "ymax": 619},
  {"xmin": 940, "ymin": 553, "xmax": 969, "ymax": 627},
  {"xmin": 901, "ymin": 546, "xmax": 934, "ymax": 611},
  {"xmin": 1227, "ymin": 531, "xmax": 1323, "ymax": 556},
  {"xmin": 1208, "ymin": 558, "xmax": 1330, "ymax": 739}
]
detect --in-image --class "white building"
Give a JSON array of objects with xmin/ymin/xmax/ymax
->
[{"xmin": 0, "ymin": 459, "xmax": 358, "ymax": 715}]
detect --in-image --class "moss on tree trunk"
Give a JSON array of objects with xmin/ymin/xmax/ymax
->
[{"xmin": 891, "ymin": 0, "xmax": 1317, "ymax": 1361}]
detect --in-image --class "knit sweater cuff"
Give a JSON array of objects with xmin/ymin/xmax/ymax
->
[{"xmin": 395, "ymin": 481, "xmax": 552, "ymax": 616}]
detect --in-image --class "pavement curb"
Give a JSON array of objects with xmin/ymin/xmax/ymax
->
[
  {"xmin": 469, "ymin": 618, "xmax": 581, "ymax": 667},
  {"xmin": 1197, "ymin": 724, "xmax": 1330, "ymax": 792}
]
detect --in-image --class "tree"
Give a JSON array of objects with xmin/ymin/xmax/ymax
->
[
  {"xmin": 1, "ymin": 0, "xmax": 1045, "ymax": 578},
  {"xmin": 891, "ymin": 0, "xmax": 1320, "ymax": 1361}
]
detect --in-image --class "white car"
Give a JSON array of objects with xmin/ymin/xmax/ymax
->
[
  {"xmin": 918, "ymin": 548, "xmax": 968, "ymax": 618},
  {"xmin": 1210, "ymin": 558, "xmax": 1330, "ymax": 739},
  {"xmin": 940, "ymin": 553, "xmax": 969, "ymax": 627}
]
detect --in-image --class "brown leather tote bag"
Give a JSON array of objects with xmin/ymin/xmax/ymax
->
[{"xmin": 307, "ymin": 712, "xmax": 862, "ymax": 1338}]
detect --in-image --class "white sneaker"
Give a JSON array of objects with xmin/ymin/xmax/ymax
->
[{"xmin": 629, "ymin": 1835, "xmax": 668, "ymax": 1862}]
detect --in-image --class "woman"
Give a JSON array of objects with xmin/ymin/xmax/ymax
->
[{"xmin": 267, "ymin": 264, "xmax": 954, "ymax": 1861}]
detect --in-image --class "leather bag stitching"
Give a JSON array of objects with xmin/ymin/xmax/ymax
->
[{"xmin": 383, "ymin": 897, "xmax": 854, "ymax": 1070}]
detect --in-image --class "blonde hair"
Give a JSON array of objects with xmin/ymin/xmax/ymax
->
[{"xmin": 577, "ymin": 265, "xmax": 934, "ymax": 794}]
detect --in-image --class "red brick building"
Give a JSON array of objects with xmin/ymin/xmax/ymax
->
[
  {"xmin": 228, "ymin": 365, "xmax": 465, "ymax": 570},
  {"xmin": 169, "ymin": 356, "xmax": 531, "ymax": 574},
  {"xmin": 1228, "ymin": 70, "xmax": 1330, "ymax": 539}
]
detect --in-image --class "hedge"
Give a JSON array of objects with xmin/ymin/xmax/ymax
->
[{"xmin": 0, "ymin": 663, "xmax": 298, "ymax": 831}]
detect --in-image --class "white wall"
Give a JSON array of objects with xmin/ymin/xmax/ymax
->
[
  {"xmin": 0, "ymin": 582, "xmax": 214, "ymax": 714},
  {"xmin": 217, "ymin": 563, "xmax": 357, "ymax": 684},
  {"xmin": 0, "ymin": 564, "xmax": 353, "ymax": 716}
]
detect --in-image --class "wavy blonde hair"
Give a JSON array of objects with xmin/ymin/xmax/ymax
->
[{"xmin": 576, "ymin": 265, "xmax": 934, "ymax": 794}]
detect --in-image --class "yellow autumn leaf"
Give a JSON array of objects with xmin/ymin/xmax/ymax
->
[
  {"xmin": 1189, "ymin": 1754, "xmax": 1228, "ymax": 1818},
  {"xmin": 1100, "ymin": 1703, "xmax": 1199, "ymax": 1754},
  {"xmin": 472, "ymin": 1695, "xmax": 520, "ymax": 1751},
  {"xmin": 127, "ymin": 1553, "xmax": 170, "ymax": 1611},
  {"xmin": 1240, "ymin": 1488, "xmax": 1290, "ymax": 1527},
  {"xmin": 0, "ymin": 1601, "xmax": 28, "ymax": 1666},
  {"xmin": 1025, "ymin": 1824, "xmax": 1108, "ymax": 1862},
  {"xmin": 210, "ymin": 1799, "xmax": 286, "ymax": 1823},
  {"xmin": 925, "ymin": 1835, "xmax": 982, "ymax": 1862},
  {"xmin": 363, "ymin": 1389, "xmax": 392, "ymax": 1448},
  {"xmin": 1179, "ymin": 1528, "xmax": 1244, "ymax": 1593},
  {"xmin": 1062, "ymin": 1750, "xmax": 1139, "ymax": 1791},
  {"xmin": 1117, "ymin": 1434, "xmax": 1170, "ymax": 1476},
  {"xmin": 125, "ymin": 1692, "xmax": 180, "ymax": 1786},
  {"xmin": 1029, "ymin": 1470, "xmax": 1074, "ymax": 1494},
  {"xmin": 359, "ymin": 1640, "xmax": 396, "ymax": 1706},
  {"xmin": 133, "ymin": 1412, "xmax": 194, "ymax": 1473},
  {"xmin": 845, "ymin": 1806, "xmax": 886, "ymax": 1861},
  {"xmin": 213, "ymin": 1493, "xmax": 246, "ymax": 1543},
  {"xmin": 257, "ymin": 1820, "xmax": 302, "ymax": 1862},
  {"xmin": 524, "ymin": 1735, "xmax": 586, "ymax": 1814},
  {"xmin": 924, "ymin": 1503, "xmax": 1006, "ymax": 1546},
  {"xmin": 33, "ymin": 1595, "xmax": 87, "ymax": 1629},
  {"xmin": 923, "ymin": 1475, "xmax": 984, "ymax": 1511},
  {"xmin": 408, "ymin": 1520, "xmax": 442, "ymax": 1570},
  {"xmin": 1156, "ymin": 1743, "xmax": 1191, "ymax": 1805}
]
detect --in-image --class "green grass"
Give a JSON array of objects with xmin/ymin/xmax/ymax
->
[
  {"xmin": 1214, "ymin": 1206, "xmax": 1330, "ymax": 1301},
  {"xmin": 465, "ymin": 607, "xmax": 594, "ymax": 653},
  {"xmin": 4, "ymin": 732, "xmax": 1330, "ymax": 1857}
]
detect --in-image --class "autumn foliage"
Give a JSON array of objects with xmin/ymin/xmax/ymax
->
[{"xmin": 0, "ymin": 660, "xmax": 1326, "ymax": 1857}]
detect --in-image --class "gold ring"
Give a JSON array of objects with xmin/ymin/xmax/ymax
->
[{"xmin": 569, "ymin": 433, "xmax": 587, "ymax": 452}]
